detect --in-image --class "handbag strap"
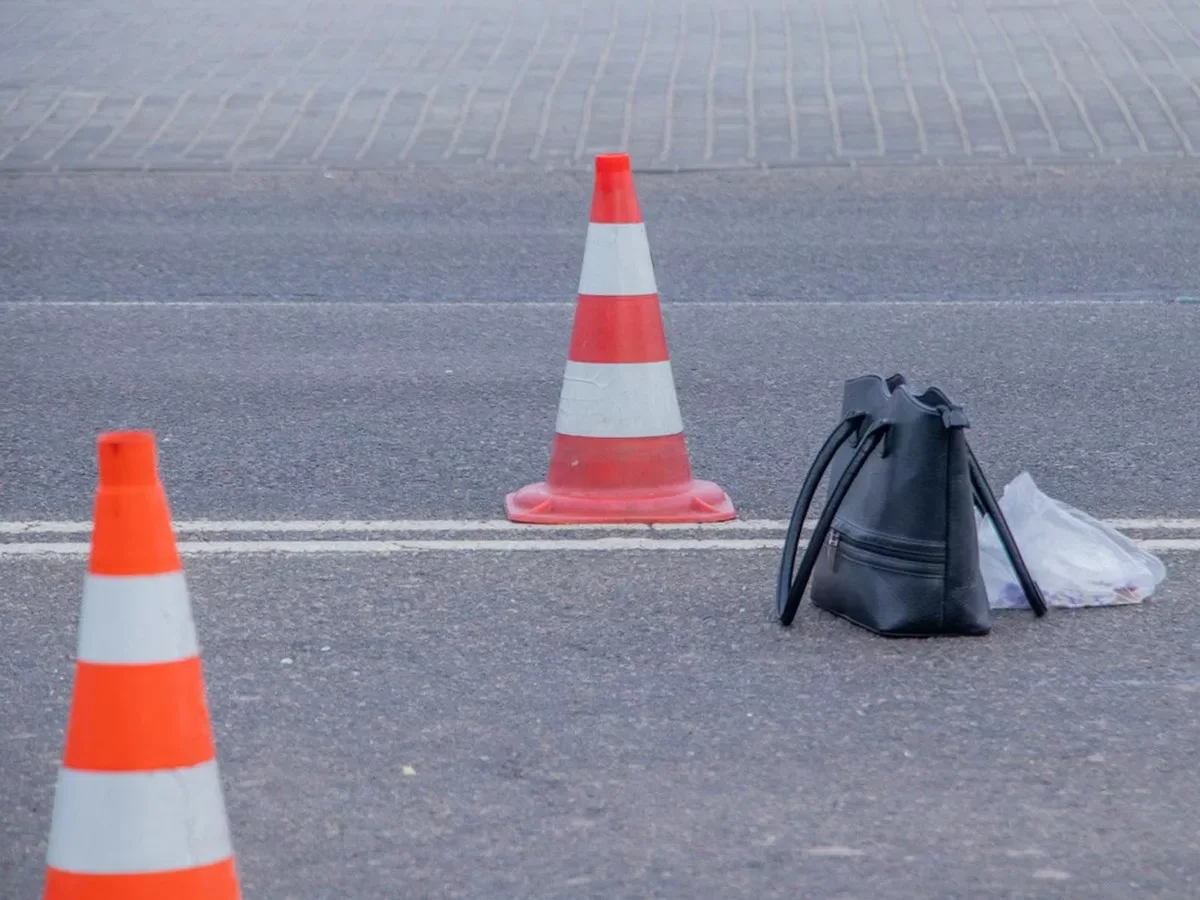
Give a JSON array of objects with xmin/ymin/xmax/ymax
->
[
  {"xmin": 967, "ymin": 446, "xmax": 1049, "ymax": 617},
  {"xmin": 777, "ymin": 416, "xmax": 891, "ymax": 626}
]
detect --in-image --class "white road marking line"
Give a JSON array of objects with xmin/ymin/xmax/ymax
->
[
  {"xmin": 0, "ymin": 518, "xmax": 779, "ymax": 535},
  {"xmin": 1101, "ymin": 519, "xmax": 1200, "ymax": 531},
  {"xmin": 0, "ymin": 298, "xmax": 1165, "ymax": 309},
  {"xmin": 2, "ymin": 517, "xmax": 1197, "ymax": 536},
  {"xmin": 4, "ymin": 538, "xmax": 784, "ymax": 556},
  {"xmin": 2, "ymin": 537, "xmax": 1197, "ymax": 557}
]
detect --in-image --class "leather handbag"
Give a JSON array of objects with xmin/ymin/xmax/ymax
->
[{"xmin": 776, "ymin": 374, "xmax": 1048, "ymax": 636}]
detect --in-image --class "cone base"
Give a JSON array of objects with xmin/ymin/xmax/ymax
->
[{"xmin": 505, "ymin": 479, "xmax": 736, "ymax": 525}]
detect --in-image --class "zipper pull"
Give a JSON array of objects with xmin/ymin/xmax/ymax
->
[{"xmin": 827, "ymin": 531, "xmax": 841, "ymax": 572}]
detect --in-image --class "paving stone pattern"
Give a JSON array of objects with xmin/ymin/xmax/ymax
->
[{"xmin": 3, "ymin": 0, "xmax": 1200, "ymax": 171}]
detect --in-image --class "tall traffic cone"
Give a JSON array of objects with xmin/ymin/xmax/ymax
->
[
  {"xmin": 43, "ymin": 431, "xmax": 241, "ymax": 899},
  {"xmin": 505, "ymin": 153, "xmax": 736, "ymax": 524}
]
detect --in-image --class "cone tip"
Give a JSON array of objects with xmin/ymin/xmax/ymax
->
[
  {"xmin": 97, "ymin": 430, "xmax": 159, "ymax": 488},
  {"xmin": 590, "ymin": 153, "xmax": 641, "ymax": 223},
  {"xmin": 595, "ymin": 153, "xmax": 631, "ymax": 174}
]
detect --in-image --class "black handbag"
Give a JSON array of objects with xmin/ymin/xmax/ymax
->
[{"xmin": 776, "ymin": 374, "xmax": 1048, "ymax": 636}]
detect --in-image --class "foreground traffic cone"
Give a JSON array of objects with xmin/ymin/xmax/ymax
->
[
  {"xmin": 505, "ymin": 153, "xmax": 735, "ymax": 524},
  {"xmin": 43, "ymin": 431, "xmax": 240, "ymax": 899}
]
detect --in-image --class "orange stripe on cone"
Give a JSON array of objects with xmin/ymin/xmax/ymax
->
[
  {"xmin": 44, "ymin": 430, "xmax": 241, "ymax": 900},
  {"xmin": 44, "ymin": 859, "xmax": 240, "ymax": 900},
  {"xmin": 62, "ymin": 659, "xmax": 216, "ymax": 772},
  {"xmin": 567, "ymin": 294, "xmax": 669, "ymax": 364},
  {"xmin": 505, "ymin": 153, "xmax": 736, "ymax": 524}
]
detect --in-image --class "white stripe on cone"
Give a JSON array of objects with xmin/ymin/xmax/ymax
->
[
  {"xmin": 46, "ymin": 761, "xmax": 234, "ymax": 875},
  {"xmin": 76, "ymin": 572, "xmax": 199, "ymax": 665},
  {"xmin": 555, "ymin": 360, "xmax": 684, "ymax": 438},
  {"xmin": 577, "ymin": 223, "xmax": 658, "ymax": 297}
]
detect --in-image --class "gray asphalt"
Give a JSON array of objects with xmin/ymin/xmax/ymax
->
[
  {"xmin": 3, "ymin": 162, "xmax": 1200, "ymax": 898},
  {"xmin": 2, "ymin": 165, "xmax": 1199, "ymax": 522},
  {"xmin": 4, "ymin": 163, "xmax": 1200, "ymax": 304},
  {"xmin": 4, "ymin": 552, "xmax": 1199, "ymax": 898},
  {"xmin": 2, "ymin": 293, "xmax": 1200, "ymax": 523}
]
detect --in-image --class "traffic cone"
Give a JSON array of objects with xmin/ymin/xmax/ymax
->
[
  {"xmin": 43, "ymin": 431, "xmax": 241, "ymax": 899},
  {"xmin": 505, "ymin": 152, "xmax": 736, "ymax": 524}
]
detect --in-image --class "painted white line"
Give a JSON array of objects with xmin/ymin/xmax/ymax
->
[
  {"xmin": 3, "ymin": 538, "xmax": 783, "ymax": 556},
  {"xmin": 1103, "ymin": 519, "xmax": 1200, "ymax": 531},
  {"xmin": 0, "ymin": 518, "xmax": 787, "ymax": 535},
  {"xmin": 0, "ymin": 518, "xmax": 790, "ymax": 536},
  {"xmin": 2, "ymin": 537, "xmax": 1197, "ymax": 558},
  {"xmin": 2, "ymin": 517, "xmax": 1197, "ymax": 536},
  {"xmin": 0, "ymin": 298, "xmax": 1165, "ymax": 309}
]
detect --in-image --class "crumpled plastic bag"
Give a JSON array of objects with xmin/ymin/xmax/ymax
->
[{"xmin": 978, "ymin": 471, "xmax": 1167, "ymax": 609}]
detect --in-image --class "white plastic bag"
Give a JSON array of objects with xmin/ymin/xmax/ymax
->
[{"xmin": 978, "ymin": 471, "xmax": 1167, "ymax": 609}]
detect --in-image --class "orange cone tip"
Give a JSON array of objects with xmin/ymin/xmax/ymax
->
[
  {"xmin": 97, "ymin": 430, "xmax": 160, "ymax": 487},
  {"xmin": 590, "ymin": 153, "xmax": 642, "ymax": 224},
  {"xmin": 90, "ymin": 430, "xmax": 181, "ymax": 577}
]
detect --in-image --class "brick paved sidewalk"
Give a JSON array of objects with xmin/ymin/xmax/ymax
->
[{"xmin": 3, "ymin": 0, "xmax": 1200, "ymax": 171}]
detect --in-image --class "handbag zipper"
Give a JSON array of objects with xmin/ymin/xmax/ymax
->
[
  {"xmin": 829, "ymin": 518, "xmax": 945, "ymax": 559},
  {"xmin": 827, "ymin": 527, "xmax": 943, "ymax": 576},
  {"xmin": 827, "ymin": 531, "xmax": 841, "ymax": 569}
]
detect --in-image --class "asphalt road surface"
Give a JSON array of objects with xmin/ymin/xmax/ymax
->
[
  {"xmin": 3, "ymin": 163, "xmax": 1200, "ymax": 899},
  {"xmin": 4, "ymin": 2, "xmax": 1200, "ymax": 897}
]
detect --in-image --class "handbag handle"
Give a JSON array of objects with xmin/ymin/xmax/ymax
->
[
  {"xmin": 776, "ymin": 412, "xmax": 865, "ymax": 623},
  {"xmin": 967, "ymin": 446, "xmax": 1049, "ymax": 616},
  {"xmin": 777, "ymin": 416, "xmax": 891, "ymax": 626}
]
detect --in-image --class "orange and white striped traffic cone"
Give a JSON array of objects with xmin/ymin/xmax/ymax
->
[
  {"xmin": 43, "ymin": 430, "xmax": 241, "ymax": 900},
  {"xmin": 505, "ymin": 152, "xmax": 736, "ymax": 524}
]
